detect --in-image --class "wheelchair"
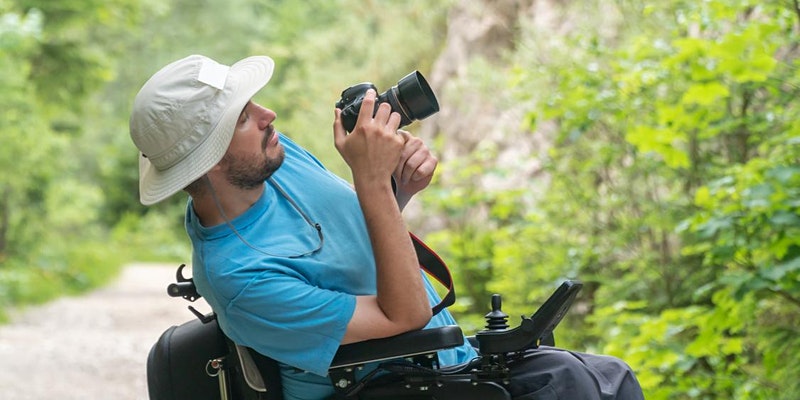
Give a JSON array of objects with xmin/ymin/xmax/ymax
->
[{"xmin": 147, "ymin": 264, "xmax": 582, "ymax": 400}]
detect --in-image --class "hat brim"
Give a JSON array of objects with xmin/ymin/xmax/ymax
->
[{"xmin": 138, "ymin": 56, "xmax": 274, "ymax": 205}]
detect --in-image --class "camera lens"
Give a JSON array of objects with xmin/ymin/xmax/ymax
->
[{"xmin": 393, "ymin": 71, "xmax": 439, "ymax": 123}]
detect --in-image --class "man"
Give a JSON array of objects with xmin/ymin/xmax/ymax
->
[{"xmin": 130, "ymin": 54, "xmax": 643, "ymax": 399}]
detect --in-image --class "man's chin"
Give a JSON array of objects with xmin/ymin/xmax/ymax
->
[
  {"xmin": 261, "ymin": 148, "xmax": 286, "ymax": 181},
  {"xmin": 272, "ymin": 145, "xmax": 286, "ymax": 168}
]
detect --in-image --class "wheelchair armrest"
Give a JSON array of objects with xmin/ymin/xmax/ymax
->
[{"xmin": 330, "ymin": 325, "xmax": 464, "ymax": 369}]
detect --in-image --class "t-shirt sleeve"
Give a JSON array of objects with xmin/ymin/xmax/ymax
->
[{"xmin": 222, "ymin": 266, "xmax": 357, "ymax": 377}]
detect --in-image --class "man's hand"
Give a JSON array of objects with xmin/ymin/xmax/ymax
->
[
  {"xmin": 333, "ymin": 89, "xmax": 403, "ymax": 186},
  {"xmin": 394, "ymin": 130, "xmax": 438, "ymax": 210}
]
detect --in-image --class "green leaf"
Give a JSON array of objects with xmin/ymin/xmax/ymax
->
[
  {"xmin": 694, "ymin": 186, "xmax": 712, "ymax": 208},
  {"xmin": 681, "ymin": 82, "xmax": 730, "ymax": 106},
  {"xmin": 767, "ymin": 166, "xmax": 800, "ymax": 184},
  {"xmin": 770, "ymin": 211, "xmax": 800, "ymax": 227},
  {"xmin": 762, "ymin": 257, "xmax": 800, "ymax": 282}
]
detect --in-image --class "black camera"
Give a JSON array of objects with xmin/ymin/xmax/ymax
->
[{"xmin": 335, "ymin": 71, "xmax": 440, "ymax": 132}]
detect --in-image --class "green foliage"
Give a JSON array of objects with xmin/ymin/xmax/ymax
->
[
  {"xmin": 0, "ymin": 0, "xmax": 453, "ymax": 319},
  {"xmin": 110, "ymin": 208, "xmax": 192, "ymax": 262},
  {"xmin": 680, "ymin": 129, "xmax": 800, "ymax": 396},
  {"xmin": 0, "ymin": 232, "xmax": 131, "ymax": 322},
  {"xmin": 425, "ymin": 0, "xmax": 800, "ymax": 398},
  {"xmin": 527, "ymin": 1, "xmax": 799, "ymax": 397},
  {"xmin": 0, "ymin": 0, "xmax": 150, "ymax": 319}
]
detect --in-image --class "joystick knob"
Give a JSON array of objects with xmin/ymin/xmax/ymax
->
[{"xmin": 484, "ymin": 294, "xmax": 509, "ymax": 330}]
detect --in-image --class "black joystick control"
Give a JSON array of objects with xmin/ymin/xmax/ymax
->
[
  {"xmin": 484, "ymin": 294, "xmax": 510, "ymax": 330},
  {"xmin": 476, "ymin": 280, "xmax": 582, "ymax": 354}
]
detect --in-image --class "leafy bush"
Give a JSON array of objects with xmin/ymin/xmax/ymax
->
[{"xmin": 425, "ymin": 1, "xmax": 800, "ymax": 398}]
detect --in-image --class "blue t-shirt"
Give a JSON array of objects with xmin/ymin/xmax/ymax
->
[{"xmin": 186, "ymin": 135, "xmax": 476, "ymax": 400}]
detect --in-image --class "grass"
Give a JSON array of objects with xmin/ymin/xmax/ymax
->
[{"xmin": 0, "ymin": 224, "xmax": 191, "ymax": 322}]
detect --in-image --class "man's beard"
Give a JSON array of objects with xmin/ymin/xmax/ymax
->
[{"xmin": 224, "ymin": 148, "xmax": 285, "ymax": 190}]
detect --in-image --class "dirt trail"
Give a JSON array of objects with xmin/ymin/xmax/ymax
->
[{"xmin": 0, "ymin": 263, "xmax": 211, "ymax": 400}]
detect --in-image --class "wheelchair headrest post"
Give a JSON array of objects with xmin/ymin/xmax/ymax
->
[
  {"xmin": 167, "ymin": 263, "xmax": 217, "ymax": 323},
  {"xmin": 167, "ymin": 263, "xmax": 202, "ymax": 301}
]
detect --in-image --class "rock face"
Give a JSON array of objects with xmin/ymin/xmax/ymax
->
[
  {"xmin": 410, "ymin": 0, "xmax": 568, "ymax": 229},
  {"xmin": 429, "ymin": 0, "xmax": 524, "ymax": 83},
  {"xmin": 420, "ymin": 0, "xmax": 569, "ymax": 186}
]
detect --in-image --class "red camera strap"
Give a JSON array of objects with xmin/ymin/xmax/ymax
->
[{"xmin": 410, "ymin": 232, "xmax": 455, "ymax": 316}]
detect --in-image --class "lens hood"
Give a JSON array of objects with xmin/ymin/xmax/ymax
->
[{"xmin": 396, "ymin": 71, "xmax": 439, "ymax": 120}]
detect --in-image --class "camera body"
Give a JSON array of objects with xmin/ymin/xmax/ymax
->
[{"xmin": 335, "ymin": 71, "xmax": 439, "ymax": 132}]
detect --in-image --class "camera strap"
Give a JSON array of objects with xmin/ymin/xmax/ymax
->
[
  {"xmin": 410, "ymin": 232, "xmax": 456, "ymax": 316},
  {"xmin": 392, "ymin": 177, "xmax": 455, "ymax": 315}
]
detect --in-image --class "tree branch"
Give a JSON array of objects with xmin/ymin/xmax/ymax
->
[
  {"xmin": 769, "ymin": 288, "xmax": 800, "ymax": 309},
  {"xmin": 794, "ymin": 0, "xmax": 800, "ymax": 28}
]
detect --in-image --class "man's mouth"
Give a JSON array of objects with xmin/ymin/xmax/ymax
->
[{"xmin": 263, "ymin": 125, "xmax": 275, "ymax": 150}]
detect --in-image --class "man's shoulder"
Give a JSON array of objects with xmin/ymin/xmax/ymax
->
[{"xmin": 280, "ymin": 134, "xmax": 327, "ymax": 170}]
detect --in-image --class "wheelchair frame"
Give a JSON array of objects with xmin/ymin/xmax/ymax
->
[{"xmin": 152, "ymin": 264, "xmax": 582, "ymax": 400}]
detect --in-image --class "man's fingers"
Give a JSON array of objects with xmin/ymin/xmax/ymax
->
[
  {"xmin": 402, "ymin": 150, "xmax": 435, "ymax": 183},
  {"xmin": 394, "ymin": 131, "xmax": 415, "ymax": 180},
  {"xmin": 412, "ymin": 157, "xmax": 437, "ymax": 182},
  {"xmin": 387, "ymin": 110, "xmax": 402, "ymax": 131},
  {"xmin": 333, "ymin": 108, "xmax": 346, "ymax": 149},
  {"xmin": 355, "ymin": 89, "xmax": 377, "ymax": 128},
  {"xmin": 395, "ymin": 134, "xmax": 437, "ymax": 184}
]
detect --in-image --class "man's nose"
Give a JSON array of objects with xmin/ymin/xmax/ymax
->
[{"xmin": 254, "ymin": 104, "xmax": 277, "ymax": 129}]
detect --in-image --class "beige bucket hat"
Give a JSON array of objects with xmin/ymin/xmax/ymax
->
[{"xmin": 130, "ymin": 55, "xmax": 274, "ymax": 205}]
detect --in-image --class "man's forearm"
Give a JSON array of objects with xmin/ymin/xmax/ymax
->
[{"xmin": 355, "ymin": 178, "xmax": 431, "ymax": 328}]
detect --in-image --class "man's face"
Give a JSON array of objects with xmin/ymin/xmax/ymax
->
[{"xmin": 221, "ymin": 101, "xmax": 285, "ymax": 189}]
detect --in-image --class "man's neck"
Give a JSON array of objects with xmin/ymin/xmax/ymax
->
[{"xmin": 192, "ymin": 181, "xmax": 265, "ymax": 227}]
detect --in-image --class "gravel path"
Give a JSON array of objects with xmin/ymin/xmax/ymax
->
[{"xmin": 0, "ymin": 263, "xmax": 212, "ymax": 400}]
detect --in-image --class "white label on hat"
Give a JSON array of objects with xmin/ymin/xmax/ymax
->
[{"xmin": 198, "ymin": 59, "xmax": 230, "ymax": 90}]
